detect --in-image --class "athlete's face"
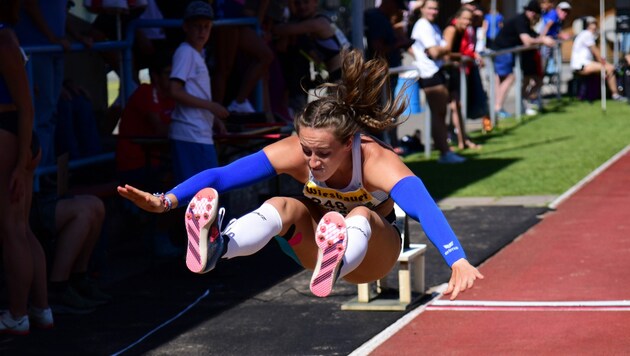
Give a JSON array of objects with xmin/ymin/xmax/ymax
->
[{"xmin": 299, "ymin": 127, "xmax": 352, "ymax": 182}]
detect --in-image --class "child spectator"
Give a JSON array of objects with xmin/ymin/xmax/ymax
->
[
  {"xmin": 116, "ymin": 55, "xmax": 175, "ymax": 188},
  {"xmin": 168, "ymin": 1, "xmax": 229, "ymax": 184}
]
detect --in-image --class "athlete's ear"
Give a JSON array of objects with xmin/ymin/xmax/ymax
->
[{"xmin": 343, "ymin": 136, "xmax": 353, "ymax": 151}]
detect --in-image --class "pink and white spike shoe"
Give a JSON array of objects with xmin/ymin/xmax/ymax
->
[
  {"xmin": 310, "ymin": 211, "xmax": 348, "ymax": 297},
  {"xmin": 185, "ymin": 188, "xmax": 224, "ymax": 274}
]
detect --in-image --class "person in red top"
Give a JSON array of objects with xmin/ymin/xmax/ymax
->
[{"xmin": 116, "ymin": 55, "xmax": 175, "ymax": 188}]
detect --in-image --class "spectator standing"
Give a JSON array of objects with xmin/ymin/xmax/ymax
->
[
  {"xmin": 364, "ymin": 0, "xmax": 413, "ymax": 152},
  {"xmin": 168, "ymin": 1, "xmax": 229, "ymax": 184},
  {"xmin": 490, "ymin": 0, "xmax": 555, "ymax": 117},
  {"xmin": 14, "ymin": 0, "xmax": 70, "ymax": 168},
  {"xmin": 482, "ymin": 8, "xmax": 503, "ymax": 50},
  {"xmin": 570, "ymin": 16, "xmax": 627, "ymax": 102},
  {"xmin": 443, "ymin": 7, "xmax": 480, "ymax": 150},
  {"xmin": 459, "ymin": 1, "xmax": 493, "ymax": 132},
  {"xmin": 273, "ymin": 0, "xmax": 350, "ymax": 112},
  {"xmin": 211, "ymin": 0, "xmax": 274, "ymax": 113},
  {"xmin": 0, "ymin": 0, "xmax": 52, "ymax": 334},
  {"xmin": 410, "ymin": 0, "xmax": 466, "ymax": 163},
  {"xmin": 539, "ymin": 1, "xmax": 572, "ymax": 75}
]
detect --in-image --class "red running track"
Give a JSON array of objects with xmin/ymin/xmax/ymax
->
[{"xmin": 370, "ymin": 147, "xmax": 630, "ymax": 355}]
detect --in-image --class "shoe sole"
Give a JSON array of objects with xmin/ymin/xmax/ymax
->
[
  {"xmin": 310, "ymin": 212, "xmax": 347, "ymax": 298},
  {"xmin": 185, "ymin": 188, "xmax": 219, "ymax": 274}
]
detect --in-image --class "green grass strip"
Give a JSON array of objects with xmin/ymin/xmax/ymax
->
[{"xmin": 403, "ymin": 98, "xmax": 630, "ymax": 199}]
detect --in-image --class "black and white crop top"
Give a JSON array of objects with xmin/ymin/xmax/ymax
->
[{"xmin": 302, "ymin": 133, "xmax": 390, "ymax": 216}]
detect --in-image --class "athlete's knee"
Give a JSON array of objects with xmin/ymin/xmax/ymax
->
[
  {"xmin": 346, "ymin": 206, "xmax": 372, "ymax": 219},
  {"xmin": 264, "ymin": 196, "xmax": 286, "ymax": 210},
  {"xmin": 264, "ymin": 196, "xmax": 301, "ymax": 217}
]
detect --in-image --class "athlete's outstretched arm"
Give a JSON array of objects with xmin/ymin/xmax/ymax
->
[
  {"xmin": 390, "ymin": 176, "xmax": 484, "ymax": 300},
  {"xmin": 117, "ymin": 149, "xmax": 277, "ymax": 212}
]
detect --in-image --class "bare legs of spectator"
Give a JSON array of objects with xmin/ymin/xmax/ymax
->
[
  {"xmin": 494, "ymin": 73, "xmax": 514, "ymax": 115},
  {"xmin": 213, "ymin": 26, "xmax": 274, "ymax": 112},
  {"xmin": 0, "ymin": 141, "xmax": 49, "ymax": 322},
  {"xmin": 49, "ymin": 195, "xmax": 105, "ymax": 286},
  {"xmin": 449, "ymin": 93, "xmax": 479, "ymax": 150},
  {"xmin": 580, "ymin": 62, "xmax": 621, "ymax": 97},
  {"xmin": 212, "ymin": 26, "xmax": 239, "ymax": 106},
  {"xmin": 236, "ymin": 27, "xmax": 273, "ymax": 111}
]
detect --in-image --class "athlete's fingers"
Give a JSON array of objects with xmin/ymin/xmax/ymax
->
[{"xmin": 449, "ymin": 281, "xmax": 462, "ymax": 300}]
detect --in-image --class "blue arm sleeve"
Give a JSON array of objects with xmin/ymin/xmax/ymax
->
[
  {"xmin": 390, "ymin": 176, "xmax": 467, "ymax": 267},
  {"xmin": 167, "ymin": 150, "xmax": 277, "ymax": 205}
]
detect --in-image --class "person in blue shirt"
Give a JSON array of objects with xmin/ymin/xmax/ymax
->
[
  {"xmin": 482, "ymin": 9, "xmax": 503, "ymax": 50},
  {"xmin": 539, "ymin": 1, "xmax": 571, "ymax": 75},
  {"xmin": 14, "ymin": 0, "xmax": 70, "ymax": 168}
]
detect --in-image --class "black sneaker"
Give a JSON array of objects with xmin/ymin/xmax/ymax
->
[
  {"xmin": 72, "ymin": 277, "xmax": 112, "ymax": 303},
  {"xmin": 49, "ymin": 287, "xmax": 99, "ymax": 315}
]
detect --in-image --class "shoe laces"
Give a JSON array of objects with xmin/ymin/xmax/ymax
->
[{"xmin": 216, "ymin": 207, "xmax": 226, "ymax": 234}]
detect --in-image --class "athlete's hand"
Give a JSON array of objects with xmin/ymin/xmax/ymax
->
[
  {"xmin": 117, "ymin": 184, "xmax": 170, "ymax": 213},
  {"xmin": 444, "ymin": 258, "xmax": 484, "ymax": 300}
]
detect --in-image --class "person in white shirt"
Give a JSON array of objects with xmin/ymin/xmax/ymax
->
[
  {"xmin": 570, "ymin": 16, "xmax": 626, "ymax": 101},
  {"xmin": 168, "ymin": 1, "xmax": 229, "ymax": 184},
  {"xmin": 410, "ymin": 0, "xmax": 466, "ymax": 164}
]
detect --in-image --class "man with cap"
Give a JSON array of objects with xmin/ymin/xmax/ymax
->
[
  {"xmin": 539, "ymin": 1, "xmax": 572, "ymax": 77},
  {"xmin": 571, "ymin": 16, "xmax": 627, "ymax": 101},
  {"xmin": 540, "ymin": 1, "xmax": 572, "ymax": 40},
  {"xmin": 168, "ymin": 0, "xmax": 230, "ymax": 184},
  {"xmin": 490, "ymin": 0, "xmax": 556, "ymax": 117}
]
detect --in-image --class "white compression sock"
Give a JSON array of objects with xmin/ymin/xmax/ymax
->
[
  {"xmin": 222, "ymin": 203, "xmax": 283, "ymax": 259},
  {"xmin": 339, "ymin": 215, "xmax": 372, "ymax": 278}
]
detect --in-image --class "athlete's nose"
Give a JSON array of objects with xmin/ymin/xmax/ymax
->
[{"xmin": 309, "ymin": 157, "xmax": 322, "ymax": 169}]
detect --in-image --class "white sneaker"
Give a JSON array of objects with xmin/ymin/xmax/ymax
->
[
  {"xmin": 227, "ymin": 99, "xmax": 255, "ymax": 113},
  {"xmin": 0, "ymin": 310, "xmax": 29, "ymax": 335},
  {"xmin": 28, "ymin": 307, "xmax": 54, "ymax": 329},
  {"xmin": 524, "ymin": 108, "xmax": 538, "ymax": 116}
]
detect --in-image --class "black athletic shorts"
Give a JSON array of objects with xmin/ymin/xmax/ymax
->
[{"xmin": 0, "ymin": 110, "xmax": 40, "ymax": 157}]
